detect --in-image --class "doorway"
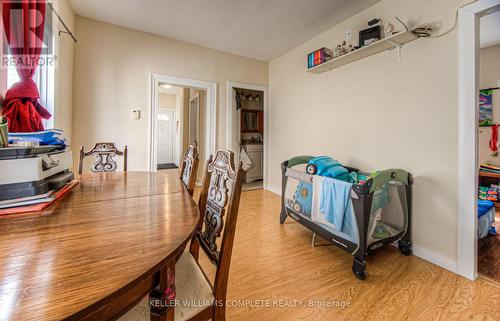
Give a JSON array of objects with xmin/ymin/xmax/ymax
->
[
  {"xmin": 458, "ymin": 0, "xmax": 500, "ymax": 281},
  {"xmin": 150, "ymin": 74, "xmax": 216, "ymax": 180},
  {"xmin": 227, "ymin": 82, "xmax": 268, "ymax": 192},
  {"xmin": 157, "ymin": 109, "xmax": 176, "ymax": 168},
  {"xmin": 476, "ymin": 9, "xmax": 500, "ymax": 282}
]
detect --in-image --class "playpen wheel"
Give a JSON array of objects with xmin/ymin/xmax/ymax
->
[
  {"xmin": 306, "ymin": 164, "xmax": 317, "ymax": 175},
  {"xmin": 293, "ymin": 201, "xmax": 303, "ymax": 213},
  {"xmin": 399, "ymin": 246, "xmax": 412, "ymax": 256},
  {"xmin": 354, "ymin": 269, "xmax": 366, "ymax": 280},
  {"xmin": 352, "ymin": 259, "xmax": 367, "ymax": 280},
  {"xmin": 398, "ymin": 240, "xmax": 412, "ymax": 256}
]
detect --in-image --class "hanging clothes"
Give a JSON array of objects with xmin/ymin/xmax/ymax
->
[{"xmin": 490, "ymin": 125, "xmax": 498, "ymax": 156}]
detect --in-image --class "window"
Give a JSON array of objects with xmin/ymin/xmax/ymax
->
[{"xmin": 6, "ymin": 54, "xmax": 55, "ymax": 129}]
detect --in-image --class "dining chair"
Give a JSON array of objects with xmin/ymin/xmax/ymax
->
[
  {"xmin": 78, "ymin": 142, "xmax": 128, "ymax": 175},
  {"xmin": 119, "ymin": 150, "xmax": 243, "ymax": 321},
  {"xmin": 180, "ymin": 145, "xmax": 199, "ymax": 196}
]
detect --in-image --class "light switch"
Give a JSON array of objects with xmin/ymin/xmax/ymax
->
[{"xmin": 132, "ymin": 109, "xmax": 141, "ymax": 120}]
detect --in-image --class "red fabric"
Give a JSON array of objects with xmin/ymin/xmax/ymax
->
[
  {"xmin": 490, "ymin": 125, "xmax": 498, "ymax": 152},
  {"xmin": 1, "ymin": 0, "xmax": 51, "ymax": 132}
]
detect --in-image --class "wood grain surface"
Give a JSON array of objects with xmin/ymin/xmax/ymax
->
[{"xmin": 0, "ymin": 172, "xmax": 199, "ymax": 321}]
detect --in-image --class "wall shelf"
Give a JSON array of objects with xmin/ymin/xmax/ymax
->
[{"xmin": 306, "ymin": 31, "xmax": 418, "ymax": 74}]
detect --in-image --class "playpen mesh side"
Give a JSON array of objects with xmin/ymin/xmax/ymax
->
[
  {"xmin": 367, "ymin": 181, "xmax": 408, "ymax": 246},
  {"xmin": 283, "ymin": 165, "xmax": 360, "ymax": 245},
  {"xmin": 284, "ymin": 165, "xmax": 314, "ymax": 217}
]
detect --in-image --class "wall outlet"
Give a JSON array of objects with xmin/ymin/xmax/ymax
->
[
  {"xmin": 345, "ymin": 29, "xmax": 352, "ymax": 41},
  {"xmin": 132, "ymin": 109, "xmax": 141, "ymax": 120}
]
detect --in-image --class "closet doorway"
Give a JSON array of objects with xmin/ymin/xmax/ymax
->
[{"xmin": 227, "ymin": 82, "xmax": 268, "ymax": 192}]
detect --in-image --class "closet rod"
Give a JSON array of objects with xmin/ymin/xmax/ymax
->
[{"xmin": 48, "ymin": 2, "xmax": 77, "ymax": 43}]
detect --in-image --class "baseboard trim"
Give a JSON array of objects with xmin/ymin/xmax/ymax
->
[
  {"xmin": 266, "ymin": 185, "xmax": 281, "ymax": 196},
  {"xmin": 412, "ymin": 245, "xmax": 458, "ymax": 274}
]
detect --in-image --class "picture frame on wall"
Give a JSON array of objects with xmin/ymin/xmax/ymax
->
[{"xmin": 479, "ymin": 89, "xmax": 494, "ymax": 127}]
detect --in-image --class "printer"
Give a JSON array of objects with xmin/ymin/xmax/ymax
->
[{"xmin": 0, "ymin": 146, "xmax": 74, "ymax": 201}]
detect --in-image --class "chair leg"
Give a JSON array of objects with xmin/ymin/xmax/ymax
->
[
  {"xmin": 213, "ymin": 305, "xmax": 226, "ymax": 321},
  {"xmin": 150, "ymin": 258, "xmax": 175, "ymax": 321}
]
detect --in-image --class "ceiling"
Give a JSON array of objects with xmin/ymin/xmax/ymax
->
[
  {"xmin": 481, "ymin": 10, "xmax": 500, "ymax": 48},
  {"xmin": 158, "ymin": 84, "xmax": 181, "ymax": 95},
  {"xmin": 68, "ymin": 0, "xmax": 380, "ymax": 61}
]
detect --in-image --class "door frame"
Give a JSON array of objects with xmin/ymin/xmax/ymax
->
[
  {"xmin": 149, "ymin": 73, "xmax": 217, "ymax": 172},
  {"xmin": 157, "ymin": 108, "xmax": 176, "ymax": 165},
  {"xmin": 188, "ymin": 93, "xmax": 200, "ymax": 148},
  {"xmin": 457, "ymin": 0, "xmax": 500, "ymax": 281},
  {"xmin": 226, "ymin": 81, "xmax": 269, "ymax": 189}
]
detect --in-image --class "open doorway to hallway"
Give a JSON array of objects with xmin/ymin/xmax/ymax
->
[{"xmin": 153, "ymin": 78, "xmax": 211, "ymax": 186}]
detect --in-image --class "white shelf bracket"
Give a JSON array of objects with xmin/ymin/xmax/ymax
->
[
  {"xmin": 328, "ymin": 70, "xmax": 333, "ymax": 81},
  {"xmin": 387, "ymin": 40, "xmax": 402, "ymax": 64}
]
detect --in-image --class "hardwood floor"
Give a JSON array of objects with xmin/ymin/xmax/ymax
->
[
  {"xmin": 190, "ymin": 189, "xmax": 500, "ymax": 321},
  {"xmin": 478, "ymin": 210, "xmax": 500, "ymax": 282}
]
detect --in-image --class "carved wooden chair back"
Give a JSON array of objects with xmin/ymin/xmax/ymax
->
[
  {"xmin": 179, "ymin": 145, "xmax": 199, "ymax": 196},
  {"xmin": 189, "ymin": 149, "xmax": 243, "ymax": 320},
  {"xmin": 79, "ymin": 143, "xmax": 128, "ymax": 175}
]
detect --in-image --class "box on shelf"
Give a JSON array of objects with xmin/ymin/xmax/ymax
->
[{"xmin": 307, "ymin": 47, "xmax": 333, "ymax": 69}]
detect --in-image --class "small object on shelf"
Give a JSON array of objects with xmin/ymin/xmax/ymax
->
[
  {"xmin": 340, "ymin": 41, "xmax": 347, "ymax": 55},
  {"xmin": 359, "ymin": 25, "xmax": 381, "ymax": 47},
  {"xmin": 0, "ymin": 116, "xmax": 8, "ymax": 147},
  {"xmin": 307, "ymin": 47, "xmax": 333, "ymax": 69},
  {"xmin": 385, "ymin": 22, "xmax": 396, "ymax": 37},
  {"xmin": 368, "ymin": 18, "xmax": 381, "ymax": 27},
  {"xmin": 334, "ymin": 45, "xmax": 341, "ymax": 58},
  {"xmin": 479, "ymin": 186, "xmax": 498, "ymax": 202}
]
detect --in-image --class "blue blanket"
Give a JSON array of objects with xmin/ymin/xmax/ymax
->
[
  {"xmin": 320, "ymin": 176, "xmax": 358, "ymax": 241},
  {"xmin": 478, "ymin": 199, "xmax": 495, "ymax": 218}
]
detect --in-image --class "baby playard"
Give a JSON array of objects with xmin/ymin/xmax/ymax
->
[{"xmin": 280, "ymin": 156, "xmax": 412, "ymax": 280}]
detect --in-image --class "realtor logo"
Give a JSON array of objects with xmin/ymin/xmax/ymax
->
[{"xmin": 2, "ymin": 0, "xmax": 55, "ymax": 68}]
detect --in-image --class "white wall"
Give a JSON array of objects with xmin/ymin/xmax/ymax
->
[
  {"xmin": 269, "ymin": 0, "xmax": 471, "ymax": 270},
  {"xmin": 54, "ymin": 0, "xmax": 75, "ymax": 143},
  {"xmin": 72, "ymin": 17, "xmax": 268, "ymax": 171},
  {"xmin": 478, "ymin": 44, "xmax": 500, "ymax": 165},
  {"xmin": 158, "ymin": 93, "xmax": 176, "ymax": 109}
]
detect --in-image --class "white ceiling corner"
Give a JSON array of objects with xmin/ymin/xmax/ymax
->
[{"xmin": 480, "ymin": 10, "xmax": 500, "ymax": 49}]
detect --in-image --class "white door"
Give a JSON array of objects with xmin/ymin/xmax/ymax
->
[
  {"xmin": 157, "ymin": 110, "xmax": 175, "ymax": 164},
  {"xmin": 189, "ymin": 94, "xmax": 200, "ymax": 148}
]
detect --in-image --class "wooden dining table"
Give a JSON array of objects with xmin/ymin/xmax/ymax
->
[{"xmin": 0, "ymin": 171, "xmax": 200, "ymax": 321}]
